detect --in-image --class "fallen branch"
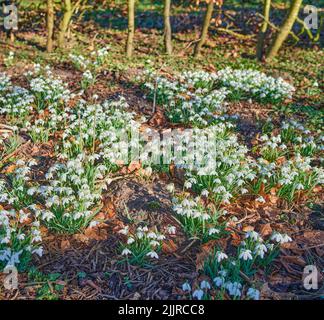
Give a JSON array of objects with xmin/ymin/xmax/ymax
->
[
  {"xmin": 256, "ymin": 13, "xmax": 300, "ymax": 42},
  {"xmin": 0, "ymin": 124, "xmax": 15, "ymax": 131},
  {"xmin": 216, "ymin": 27, "xmax": 255, "ymax": 40}
]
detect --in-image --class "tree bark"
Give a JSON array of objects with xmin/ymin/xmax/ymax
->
[
  {"xmin": 256, "ymin": 0, "xmax": 271, "ymax": 61},
  {"xmin": 126, "ymin": 0, "xmax": 135, "ymax": 57},
  {"xmin": 266, "ymin": 0, "xmax": 303, "ymax": 60},
  {"xmin": 58, "ymin": 0, "xmax": 73, "ymax": 49},
  {"xmin": 163, "ymin": 0, "xmax": 172, "ymax": 54},
  {"xmin": 46, "ymin": 0, "xmax": 54, "ymax": 52},
  {"xmin": 194, "ymin": 0, "xmax": 214, "ymax": 57}
]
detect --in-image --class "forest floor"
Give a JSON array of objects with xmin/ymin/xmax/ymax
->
[{"xmin": 0, "ymin": 3, "xmax": 323, "ymax": 300}]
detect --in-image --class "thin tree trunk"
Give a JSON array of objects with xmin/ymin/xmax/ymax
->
[
  {"xmin": 46, "ymin": 0, "xmax": 54, "ymax": 52},
  {"xmin": 164, "ymin": 0, "xmax": 172, "ymax": 54},
  {"xmin": 256, "ymin": 0, "xmax": 271, "ymax": 61},
  {"xmin": 58, "ymin": 0, "xmax": 73, "ymax": 49},
  {"xmin": 266, "ymin": 0, "xmax": 303, "ymax": 60},
  {"xmin": 194, "ymin": 0, "xmax": 214, "ymax": 57},
  {"xmin": 126, "ymin": 0, "xmax": 135, "ymax": 57}
]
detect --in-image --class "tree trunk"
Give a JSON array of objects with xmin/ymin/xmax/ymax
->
[
  {"xmin": 256, "ymin": 0, "xmax": 271, "ymax": 61},
  {"xmin": 126, "ymin": 0, "xmax": 135, "ymax": 57},
  {"xmin": 163, "ymin": 0, "xmax": 172, "ymax": 54},
  {"xmin": 266, "ymin": 0, "xmax": 303, "ymax": 60},
  {"xmin": 194, "ymin": 0, "xmax": 214, "ymax": 57},
  {"xmin": 58, "ymin": 0, "xmax": 73, "ymax": 49},
  {"xmin": 46, "ymin": 0, "xmax": 54, "ymax": 52}
]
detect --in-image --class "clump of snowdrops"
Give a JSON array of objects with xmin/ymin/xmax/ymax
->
[
  {"xmin": 172, "ymin": 195, "xmax": 227, "ymax": 243},
  {"xmin": 181, "ymin": 123, "xmax": 255, "ymax": 205},
  {"xmin": 142, "ymin": 69, "xmax": 227, "ymax": 126},
  {"xmin": 182, "ymin": 230, "xmax": 292, "ymax": 300},
  {"xmin": 0, "ymin": 208, "xmax": 43, "ymax": 271},
  {"xmin": 118, "ymin": 224, "xmax": 167, "ymax": 266},
  {"xmin": 35, "ymin": 154, "xmax": 108, "ymax": 234},
  {"xmin": 0, "ymin": 159, "xmax": 38, "ymax": 210},
  {"xmin": 216, "ymin": 67, "xmax": 295, "ymax": 103}
]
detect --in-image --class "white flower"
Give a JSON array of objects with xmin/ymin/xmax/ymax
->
[
  {"xmin": 208, "ymin": 228, "xmax": 220, "ymax": 235},
  {"xmin": 245, "ymin": 231, "xmax": 261, "ymax": 242},
  {"xmin": 32, "ymin": 247, "xmax": 43, "ymax": 257},
  {"xmin": 254, "ymin": 243, "xmax": 268, "ymax": 259},
  {"xmin": 216, "ymin": 251, "xmax": 228, "ymax": 263},
  {"xmin": 247, "ymin": 287, "xmax": 260, "ymax": 300},
  {"xmin": 89, "ymin": 221, "xmax": 99, "ymax": 228},
  {"xmin": 146, "ymin": 251, "xmax": 159, "ymax": 259},
  {"xmin": 239, "ymin": 249, "xmax": 253, "ymax": 261},
  {"xmin": 271, "ymin": 232, "xmax": 292, "ymax": 244},
  {"xmin": 182, "ymin": 282, "xmax": 191, "ymax": 292},
  {"xmin": 127, "ymin": 237, "xmax": 135, "ymax": 245},
  {"xmin": 184, "ymin": 181, "xmax": 192, "ymax": 189},
  {"xmin": 192, "ymin": 289, "xmax": 204, "ymax": 300},
  {"xmin": 167, "ymin": 225, "xmax": 176, "ymax": 235},
  {"xmin": 166, "ymin": 183, "xmax": 175, "ymax": 193},
  {"xmin": 118, "ymin": 226, "xmax": 129, "ymax": 235},
  {"xmin": 256, "ymin": 196, "xmax": 266, "ymax": 203},
  {"xmin": 226, "ymin": 281, "xmax": 242, "ymax": 297},
  {"xmin": 213, "ymin": 277, "xmax": 224, "ymax": 287},
  {"xmin": 122, "ymin": 248, "xmax": 132, "ymax": 256},
  {"xmin": 201, "ymin": 189, "xmax": 209, "ymax": 197},
  {"xmin": 200, "ymin": 280, "xmax": 211, "ymax": 290}
]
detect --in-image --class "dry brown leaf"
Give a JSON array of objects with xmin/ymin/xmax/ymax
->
[
  {"xmin": 196, "ymin": 238, "xmax": 228, "ymax": 271},
  {"xmin": 148, "ymin": 108, "xmax": 167, "ymax": 126},
  {"xmin": 230, "ymin": 232, "xmax": 241, "ymax": 246},
  {"xmin": 260, "ymin": 223, "xmax": 272, "ymax": 237},
  {"xmin": 162, "ymin": 239, "xmax": 178, "ymax": 254},
  {"xmin": 3, "ymin": 164, "xmax": 16, "ymax": 174},
  {"xmin": 60, "ymin": 240, "xmax": 70, "ymax": 250},
  {"xmin": 128, "ymin": 161, "xmax": 141, "ymax": 173},
  {"xmin": 242, "ymin": 225, "xmax": 254, "ymax": 232}
]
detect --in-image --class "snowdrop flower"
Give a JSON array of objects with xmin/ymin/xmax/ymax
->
[
  {"xmin": 89, "ymin": 221, "xmax": 99, "ymax": 228},
  {"xmin": 150, "ymin": 240, "xmax": 160, "ymax": 247},
  {"xmin": 239, "ymin": 249, "xmax": 253, "ymax": 261},
  {"xmin": 256, "ymin": 196, "xmax": 266, "ymax": 203},
  {"xmin": 213, "ymin": 277, "xmax": 224, "ymax": 287},
  {"xmin": 118, "ymin": 226, "xmax": 129, "ymax": 235},
  {"xmin": 127, "ymin": 237, "xmax": 135, "ymax": 245},
  {"xmin": 146, "ymin": 251, "xmax": 159, "ymax": 259},
  {"xmin": 208, "ymin": 228, "xmax": 220, "ymax": 235},
  {"xmin": 184, "ymin": 181, "xmax": 192, "ymax": 189},
  {"xmin": 247, "ymin": 288, "xmax": 260, "ymax": 300},
  {"xmin": 33, "ymin": 247, "xmax": 44, "ymax": 257},
  {"xmin": 200, "ymin": 280, "xmax": 211, "ymax": 290},
  {"xmin": 166, "ymin": 183, "xmax": 175, "ymax": 193},
  {"xmin": 245, "ymin": 231, "xmax": 261, "ymax": 242},
  {"xmin": 122, "ymin": 248, "xmax": 132, "ymax": 256},
  {"xmin": 167, "ymin": 225, "xmax": 176, "ymax": 235},
  {"xmin": 226, "ymin": 281, "xmax": 242, "ymax": 297},
  {"xmin": 254, "ymin": 243, "xmax": 268, "ymax": 259},
  {"xmin": 271, "ymin": 232, "xmax": 292, "ymax": 244},
  {"xmin": 201, "ymin": 189, "xmax": 209, "ymax": 197},
  {"xmin": 192, "ymin": 289, "xmax": 204, "ymax": 300},
  {"xmin": 182, "ymin": 282, "xmax": 191, "ymax": 292},
  {"xmin": 216, "ymin": 251, "xmax": 228, "ymax": 263}
]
